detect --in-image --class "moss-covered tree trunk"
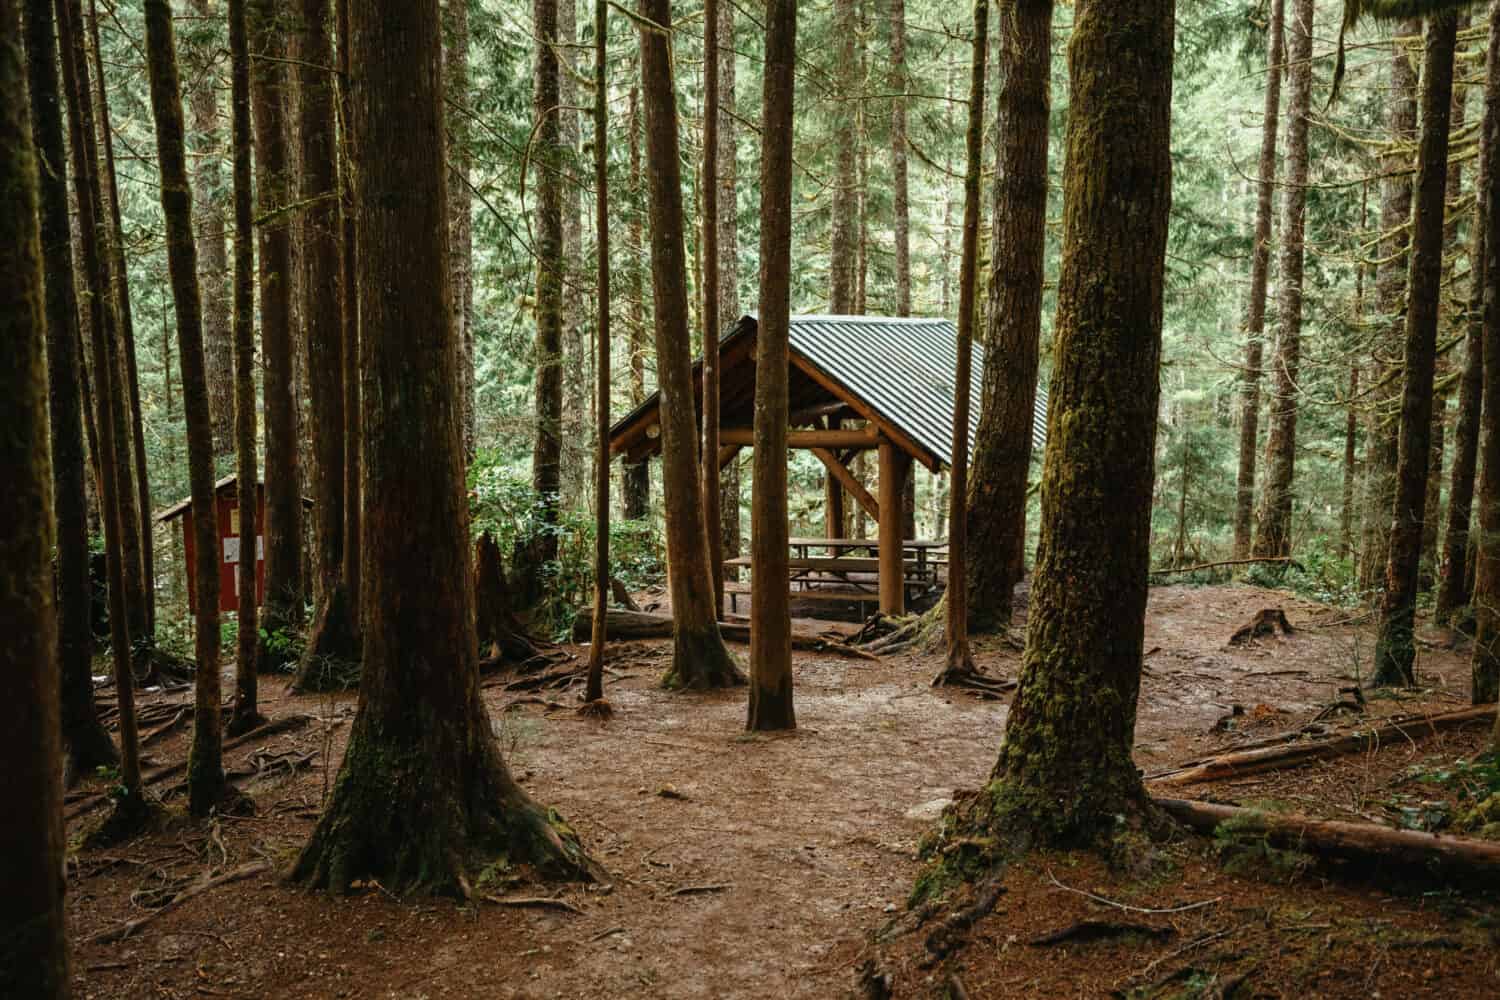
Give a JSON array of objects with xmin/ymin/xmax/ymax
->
[
  {"xmin": 973, "ymin": 0, "xmax": 1175, "ymax": 845},
  {"xmin": 188, "ymin": 0, "xmax": 235, "ymax": 458},
  {"xmin": 717, "ymin": 6, "xmax": 741, "ymax": 567},
  {"xmin": 445, "ymin": 0, "xmax": 475, "ymax": 461},
  {"xmin": 296, "ymin": 0, "xmax": 358, "ymax": 685},
  {"xmin": 1, "ymin": 10, "xmax": 69, "ymax": 984},
  {"xmin": 292, "ymin": 0, "xmax": 599, "ymax": 893},
  {"xmin": 639, "ymin": 0, "xmax": 742, "ymax": 689},
  {"xmin": 1361, "ymin": 22, "xmax": 1421, "ymax": 594},
  {"xmin": 228, "ymin": 0, "xmax": 262, "ymax": 731},
  {"xmin": 56, "ymin": 0, "xmax": 145, "ymax": 819},
  {"xmin": 890, "ymin": 0, "xmax": 910, "ymax": 317},
  {"xmin": 1252, "ymin": 0, "xmax": 1313, "ymax": 560},
  {"xmin": 336, "ymin": 0, "xmax": 361, "ymax": 642},
  {"xmin": 25, "ymin": 0, "xmax": 117, "ymax": 782},
  {"xmin": 700, "ymin": 0, "xmax": 724, "ymax": 615},
  {"xmin": 1374, "ymin": 14, "xmax": 1458, "ymax": 689},
  {"xmin": 251, "ymin": 0, "xmax": 303, "ymax": 653},
  {"xmin": 623, "ymin": 85, "xmax": 651, "ymax": 522},
  {"xmin": 143, "ymin": 0, "xmax": 226, "ymax": 815},
  {"xmin": 1470, "ymin": 0, "xmax": 1500, "ymax": 705},
  {"xmin": 964, "ymin": 0, "xmax": 1050, "ymax": 632},
  {"xmin": 747, "ymin": 0, "xmax": 797, "ymax": 732},
  {"xmin": 1232, "ymin": 0, "xmax": 1283, "ymax": 559},
  {"xmin": 530, "ymin": 0, "xmax": 564, "ymax": 574}
]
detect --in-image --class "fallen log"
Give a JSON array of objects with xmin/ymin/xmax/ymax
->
[
  {"xmin": 1149, "ymin": 705, "xmax": 1497, "ymax": 786},
  {"xmin": 65, "ymin": 714, "xmax": 313, "ymax": 821},
  {"xmin": 1150, "ymin": 556, "xmax": 1303, "ymax": 577},
  {"xmin": 1155, "ymin": 797, "xmax": 1500, "ymax": 878},
  {"xmin": 573, "ymin": 607, "xmax": 879, "ymax": 661}
]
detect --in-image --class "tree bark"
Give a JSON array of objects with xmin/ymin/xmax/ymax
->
[
  {"xmin": 90, "ymin": 0, "xmax": 156, "ymax": 642},
  {"xmin": 0, "ymin": 8, "xmax": 70, "ymax": 982},
  {"xmin": 1341, "ymin": 366, "xmax": 1359, "ymax": 560},
  {"xmin": 981, "ymin": 0, "xmax": 1175, "ymax": 842},
  {"xmin": 56, "ymin": 0, "xmax": 144, "ymax": 812},
  {"xmin": 623, "ymin": 85, "xmax": 650, "ymax": 521},
  {"xmin": 1361, "ymin": 22, "xmax": 1421, "ymax": 594},
  {"xmin": 964, "ymin": 0, "xmax": 1051, "ymax": 632},
  {"xmin": 228, "ymin": 0, "xmax": 263, "ymax": 729},
  {"xmin": 1252, "ymin": 0, "xmax": 1313, "ymax": 560},
  {"xmin": 1374, "ymin": 13, "xmax": 1458, "ymax": 689},
  {"xmin": 828, "ymin": 0, "xmax": 856, "ymax": 312},
  {"xmin": 250, "ymin": 0, "xmax": 303, "ymax": 646},
  {"xmin": 143, "ymin": 0, "xmax": 226, "ymax": 815},
  {"xmin": 747, "ymin": 0, "xmax": 797, "ymax": 731},
  {"xmin": 717, "ymin": 1, "xmax": 741, "ymax": 566},
  {"xmin": 292, "ymin": 0, "xmax": 599, "ymax": 894},
  {"xmin": 890, "ymin": 0, "xmax": 910, "ymax": 317},
  {"xmin": 1232, "ymin": 0, "xmax": 1284, "ymax": 559},
  {"xmin": 939, "ymin": 0, "xmax": 988, "ymax": 679},
  {"xmin": 337, "ymin": 0, "xmax": 360, "ymax": 640},
  {"xmin": 25, "ymin": 0, "xmax": 117, "ymax": 781},
  {"xmin": 701, "ymin": 0, "xmax": 724, "ymax": 615},
  {"xmin": 531, "ymin": 0, "xmax": 564, "ymax": 572},
  {"xmin": 584, "ymin": 0, "xmax": 611, "ymax": 707},
  {"xmin": 297, "ymin": 0, "xmax": 358, "ymax": 680},
  {"xmin": 1472, "ymin": 0, "xmax": 1500, "ymax": 705},
  {"xmin": 639, "ymin": 0, "xmax": 741, "ymax": 690},
  {"xmin": 189, "ymin": 0, "xmax": 235, "ymax": 459},
  {"xmin": 445, "ymin": 0, "xmax": 475, "ymax": 461}
]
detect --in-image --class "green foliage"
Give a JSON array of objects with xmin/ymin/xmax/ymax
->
[
  {"xmin": 1244, "ymin": 537, "xmax": 1360, "ymax": 605},
  {"xmin": 260, "ymin": 622, "xmax": 306, "ymax": 670}
]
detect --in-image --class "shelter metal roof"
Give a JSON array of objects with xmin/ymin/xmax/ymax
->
[{"xmin": 609, "ymin": 314, "xmax": 1048, "ymax": 472}]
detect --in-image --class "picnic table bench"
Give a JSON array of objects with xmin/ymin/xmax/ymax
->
[{"xmin": 723, "ymin": 538, "xmax": 946, "ymax": 615}]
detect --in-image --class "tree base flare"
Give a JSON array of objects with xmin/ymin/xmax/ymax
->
[
  {"xmin": 575, "ymin": 698, "xmax": 614, "ymax": 721},
  {"xmin": 83, "ymin": 788, "xmax": 157, "ymax": 849},
  {"xmin": 660, "ymin": 625, "xmax": 745, "ymax": 690},
  {"xmin": 294, "ymin": 582, "xmax": 362, "ymax": 692},
  {"xmin": 290, "ymin": 727, "xmax": 605, "ymax": 896}
]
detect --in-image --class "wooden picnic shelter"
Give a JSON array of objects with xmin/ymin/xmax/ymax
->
[{"xmin": 609, "ymin": 314, "xmax": 1048, "ymax": 617}]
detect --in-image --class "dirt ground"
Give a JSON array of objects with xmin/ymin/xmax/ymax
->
[{"xmin": 66, "ymin": 583, "xmax": 1500, "ymax": 998}]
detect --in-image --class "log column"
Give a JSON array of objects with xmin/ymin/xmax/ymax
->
[{"xmin": 878, "ymin": 438, "xmax": 908, "ymax": 613}]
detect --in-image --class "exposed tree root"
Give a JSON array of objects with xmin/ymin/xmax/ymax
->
[
  {"xmin": 87, "ymin": 861, "xmax": 271, "ymax": 944},
  {"xmin": 1227, "ymin": 607, "xmax": 1295, "ymax": 647},
  {"xmin": 293, "ymin": 583, "xmax": 362, "ymax": 692},
  {"xmin": 609, "ymin": 578, "xmax": 641, "ymax": 612},
  {"xmin": 226, "ymin": 707, "xmax": 270, "ymax": 738},
  {"xmin": 82, "ymin": 788, "xmax": 158, "ymax": 849},
  {"xmin": 64, "ymin": 718, "xmax": 120, "ymax": 788},
  {"xmin": 922, "ymin": 874, "xmax": 1007, "ymax": 962},
  {"xmin": 930, "ymin": 662, "xmax": 1016, "ymax": 699},
  {"xmin": 575, "ymin": 698, "xmax": 614, "ymax": 720},
  {"xmin": 660, "ymin": 625, "xmax": 746, "ymax": 689}
]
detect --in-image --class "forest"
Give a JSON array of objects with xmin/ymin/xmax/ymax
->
[{"xmin": 8, "ymin": 0, "xmax": 1500, "ymax": 995}]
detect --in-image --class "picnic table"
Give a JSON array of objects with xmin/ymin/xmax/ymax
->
[{"xmin": 724, "ymin": 538, "xmax": 947, "ymax": 615}]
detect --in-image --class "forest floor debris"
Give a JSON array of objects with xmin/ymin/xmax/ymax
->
[{"xmin": 65, "ymin": 583, "xmax": 1500, "ymax": 997}]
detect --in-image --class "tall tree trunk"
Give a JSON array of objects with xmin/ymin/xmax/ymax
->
[
  {"xmin": 531, "ymin": 0, "xmax": 564, "ymax": 572},
  {"xmin": 296, "ymin": 0, "xmax": 357, "ymax": 684},
  {"xmin": 623, "ymin": 85, "xmax": 650, "ymax": 521},
  {"xmin": 939, "ymin": 0, "xmax": 988, "ymax": 681},
  {"xmin": 1362, "ymin": 22, "xmax": 1422, "ymax": 593},
  {"xmin": 228, "ymin": 0, "xmax": 263, "ymax": 730},
  {"xmin": 90, "ymin": 1, "xmax": 155, "ymax": 643},
  {"xmin": 890, "ymin": 0, "xmax": 910, "ymax": 317},
  {"xmin": 560, "ymin": 0, "xmax": 588, "ymax": 510},
  {"xmin": 964, "ymin": 0, "xmax": 1051, "ymax": 632},
  {"xmin": 1252, "ymin": 0, "xmax": 1313, "ymax": 560},
  {"xmin": 701, "ymin": 0, "xmax": 724, "ymax": 615},
  {"xmin": 748, "ymin": 0, "xmax": 796, "ymax": 732},
  {"xmin": 1233, "ymin": 0, "xmax": 1284, "ymax": 559},
  {"xmin": 0, "ymin": 8, "xmax": 70, "ymax": 983},
  {"xmin": 967, "ymin": 0, "xmax": 1175, "ymax": 844},
  {"xmin": 584, "ymin": 0, "xmax": 611, "ymax": 707},
  {"xmin": 143, "ymin": 0, "xmax": 226, "ymax": 815},
  {"xmin": 292, "ymin": 0, "xmax": 599, "ymax": 892},
  {"xmin": 1342, "ymin": 367, "xmax": 1360, "ymax": 560},
  {"xmin": 717, "ymin": 1, "xmax": 741, "ymax": 565},
  {"xmin": 828, "ymin": 0, "xmax": 856, "ymax": 312},
  {"xmin": 639, "ymin": 0, "xmax": 742, "ymax": 689},
  {"xmin": 56, "ymin": 0, "xmax": 145, "ymax": 820},
  {"xmin": 1374, "ymin": 13, "xmax": 1458, "ymax": 689},
  {"xmin": 189, "ymin": 0, "xmax": 235, "ymax": 459},
  {"xmin": 445, "ymin": 0, "xmax": 475, "ymax": 461},
  {"xmin": 1471, "ymin": 0, "xmax": 1500, "ymax": 704},
  {"xmin": 336, "ymin": 0, "xmax": 360, "ymax": 641},
  {"xmin": 1438, "ymin": 133, "xmax": 1486, "ymax": 625},
  {"xmin": 25, "ymin": 0, "xmax": 117, "ymax": 781},
  {"xmin": 250, "ymin": 0, "xmax": 303, "ymax": 648}
]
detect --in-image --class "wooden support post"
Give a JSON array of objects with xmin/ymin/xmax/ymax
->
[
  {"xmin": 811, "ymin": 446, "xmax": 878, "ymax": 522},
  {"xmin": 878, "ymin": 438, "xmax": 907, "ymax": 614},
  {"xmin": 826, "ymin": 417, "xmax": 845, "ymax": 538}
]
